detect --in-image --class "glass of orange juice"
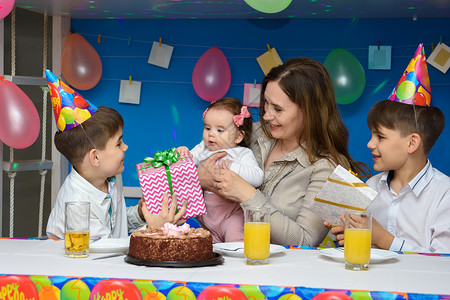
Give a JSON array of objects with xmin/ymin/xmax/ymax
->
[
  {"xmin": 344, "ymin": 211, "xmax": 372, "ymax": 270},
  {"xmin": 244, "ymin": 206, "xmax": 270, "ymax": 265},
  {"xmin": 65, "ymin": 202, "xmax": 90, "ymax": 258}
]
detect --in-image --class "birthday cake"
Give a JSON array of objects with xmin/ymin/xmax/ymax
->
[{"xmin": 128, "ymin": 223, "xmax": 213, "ymax": 261}]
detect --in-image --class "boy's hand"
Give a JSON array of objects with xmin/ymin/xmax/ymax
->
[
  {"xmin": 176, "ymin": 146, "xmax": 192, "ymax": 158},
  {"xmin": 371, "ymin": 217, "xmax": 394, "ymax": 250},
  {"xmin": 324, "ymin": 220, "xmax": 345, "ymax": 247},
  {"xmin": 138, "ymin": 197, "xmax": 146, "ymax": 221},
  {"xmin": 142, "ymin": 193, "xmax": 188, "ymax": 230}
]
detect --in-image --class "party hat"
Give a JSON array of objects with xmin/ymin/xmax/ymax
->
[
  {"xmin": 45, "ymin": 69, "xmax": 97, "ymax": 132},
  {"xmin": 388, "ymin": 43, "xmax": 432, "ymax": 107}
]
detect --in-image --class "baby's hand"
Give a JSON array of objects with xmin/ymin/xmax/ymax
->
[{"xmin": 177, "ymin": 146, "xmax": 192, "ymax": 158}]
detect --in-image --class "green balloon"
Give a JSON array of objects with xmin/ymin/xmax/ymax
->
[
  {"xmin": 324, "ymin": 48, "xmax": 366, "ymax": 105},
  {"xmin": 244, "ymin": 0, "xmax": 292, "ymax": 13}
]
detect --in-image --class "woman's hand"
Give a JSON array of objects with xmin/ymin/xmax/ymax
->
[
  {"xmin": 141, "ymin": 193, "xmax": 188, "ymax": 230},
  {"xmin": 212, "ymin": 164, "xmax": 256, "ymax": 203},
  {"xmin": 197, "ymin": 152, "xmax": 227, "ymax": 191}
]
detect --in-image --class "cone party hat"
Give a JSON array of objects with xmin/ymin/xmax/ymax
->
[
  {"xmin": 45, "ymin": 69, "xmax": 97, "ymax": 132},
  {"xmin": 388, "ymin": 43, "xmax": 432, "ymax": 107}
]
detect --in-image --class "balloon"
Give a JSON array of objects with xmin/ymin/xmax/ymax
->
[
  {"xmin": 0, "ymin": 77, "xmax": 40, "ymax": 149},
  {"xmin": 244, "ymin": 0, "xmax": 292, "ymax": 13},
  {"xmin": 312, "ymin": 291, "xmax": 352, "ymax": 300},
  {"xmin": 62, "ymin": 33, "xmax": 102, "ymax": 90},
  {"xmin": 192, "ymin": 47, "xmax": 231, "ymax": 102},
  {"xmin": 396, "ymin": 80, "xmax": 415, "ymax": 100},
  {"xmin": 324, "ymin": 48, "xmax": 366, "ymax": 105},
  {"xmin": 0, "ymin": 0, "xmax": 14, "ymax": 20}
]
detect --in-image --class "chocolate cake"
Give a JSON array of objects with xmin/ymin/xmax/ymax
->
[{"xmin": 128, "ymin": 223, "xmax": 214, "ymax": 261}]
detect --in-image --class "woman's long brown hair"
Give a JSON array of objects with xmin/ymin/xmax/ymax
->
[{"xmin": 259, "ymin": 57, "xmax": 370, "ymax": 179}]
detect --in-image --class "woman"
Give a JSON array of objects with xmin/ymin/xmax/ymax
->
[{"xmin": 198, "ymin": 57, "xmax": 369, "ymax": 246}]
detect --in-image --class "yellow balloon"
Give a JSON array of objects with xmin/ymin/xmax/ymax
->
[
  {"xmin": 60, "ymin": 106, "xmax": 75, "ymax": 124},
  {"xmin": 73, "ymin": 107, "xmax": 92, "ymax": 124},
  {"xmin": 57, "ymin": 115, "xmax": 66, "ymax": 132}
]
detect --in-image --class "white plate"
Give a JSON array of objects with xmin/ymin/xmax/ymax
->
[
  {"xmin": 213, "ymin": 242, "xmax": 286, "ymax": 258},
  {"xmin": 89, "ymin": 237, "xmax": 130, "ymax": 253},
  {"xmin": 319, "ymin": 248, "xmax": 398, "ymax": 263}
]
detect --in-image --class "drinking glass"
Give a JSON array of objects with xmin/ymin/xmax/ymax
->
[
  {"xmin": 244, "ymin": 206, "xmax": 270, "ymax": 265},
  {"xmin": 64, "ymin": 202, "xmax": 90, "ymax": 258},
  {"xmin": 344, "ymin": 211, "xmax": 372, "ymax": 270}
]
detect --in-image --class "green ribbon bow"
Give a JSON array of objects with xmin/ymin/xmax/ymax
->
[{"xmin": 141, "ymin": 147, "xmax": 182, "ymax": 213}]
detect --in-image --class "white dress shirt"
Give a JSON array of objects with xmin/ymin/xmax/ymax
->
[
  {"xmin": 367, "ymin": 160, "xmax": 450, "ymax": 253},
  {"xmin": 46, "ymin": 168, "xmax": 145, "ymax": 239}
]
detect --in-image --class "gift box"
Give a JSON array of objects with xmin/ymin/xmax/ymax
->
[
  {"xmin": 137, "ymin": 148, "xmax": 206, "ymax": 219},
  {"xmin": 311, "ymin": 165, "xmax": 378, "ymax": 226}
]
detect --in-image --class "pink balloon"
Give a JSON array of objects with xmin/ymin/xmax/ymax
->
[
  {"xmin": 0, "ymin": 77, "xmax": 40, "ymax": 149},
  {"xmin": 62, "ymin": 33, "xmax": 102, "ymax": 90},
  {"xmin": 192, "ymin": 47, "xmax": 231, "ymax": 102},
  {"xmin": 0, "ymin": 0, "xmax": 15, "ymax": 20}
]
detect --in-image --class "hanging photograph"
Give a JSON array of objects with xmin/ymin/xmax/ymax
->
[
  {"xmin": 368, "ymin": 45, "xmax": 392, "ymax": 70},
  {"xmin": 427, "ymin": 42, "xmax": 450, "ymax": 74}
]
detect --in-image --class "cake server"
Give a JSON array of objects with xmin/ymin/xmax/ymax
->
[{"xmin": 92, "ymin": 251, "xmax": 127, "ymax": 260}]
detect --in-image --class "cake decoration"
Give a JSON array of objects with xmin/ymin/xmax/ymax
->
[{"xmin": 161, "ymin": 223, "xmax": 191, "ymax": 236}]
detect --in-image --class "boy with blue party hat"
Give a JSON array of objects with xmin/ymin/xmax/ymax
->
[
  {"xmin": 331, "ymin": 44, "xmax": 450, "ymax": 253},
  {"xmin": 45, "ymin": 70, "xmax": 186, "ymax": 239}
]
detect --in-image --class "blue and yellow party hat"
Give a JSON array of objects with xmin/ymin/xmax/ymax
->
[{"xmin": 45, "ymin": 69, "xmax": 97, "ymax": 132}]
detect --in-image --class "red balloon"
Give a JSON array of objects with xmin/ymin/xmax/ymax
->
[
  {"xmin": 90, "ymin": 279, "xmax": 141, "ymax": 300},
  {"xmin": 0, "ymin": 77, "xmax": 40, "ymax": 149},
  {"xmin": 198, "ymin": 285, "xmax": 247, "ymax": 300},
  {"xmin": 192, "ymin": 47, "xmax": 231, "ymax": 102},
  {"xmin": 312, "ymin": 291, "xmax": 352, "ymax": 300},
  {"xmin": 0, "ymin": 275, "xmax": 39, "ymax": 299},
  {"xmin": 0, "ymin": 0, "xmax": 14, "ymax": 20},
  {"xmin": 62, "ymin": 33, "xmax": 102, "ymax": 90}
]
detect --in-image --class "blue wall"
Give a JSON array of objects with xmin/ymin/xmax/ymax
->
[{"xmin": 71, "ymin": 18, "xmax": 450, "ymax": 188}]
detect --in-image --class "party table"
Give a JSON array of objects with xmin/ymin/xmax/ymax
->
[{"xmin": 1, "ymin": 238, "xmax": 450, "ymax": 299}]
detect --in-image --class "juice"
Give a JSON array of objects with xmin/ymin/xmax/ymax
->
[
  {"xmin": 65, "ymin": 231, "xmax": 89, "ymax": 257},
  {"xmin": 344, "ymin": 228, "xmax": 371, "ymax": 264},
  {"xmin": 244, "ymin": 222, "xmax": 270, "ymax": 260}
]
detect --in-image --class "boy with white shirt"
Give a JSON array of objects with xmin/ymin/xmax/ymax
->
[
  {"xmin": 45, "ymin": 70, "xmax": 186, "ymax": 239},
  {"xmin": 330, "ymin": 45, "xmax": 450, "ymax": 253}
]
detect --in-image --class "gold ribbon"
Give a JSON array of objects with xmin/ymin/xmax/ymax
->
[
  {"xmin": 327, "ymin": 177, "xmax": 368, "ymax": 188},
  {"xmin": 313, "ymin": 197, "xmax": 366, "ymax": 211}
]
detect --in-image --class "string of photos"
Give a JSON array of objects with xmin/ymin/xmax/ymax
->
[{"xmin": 63, "ymin": 31, "xmax": 449, "ymax": 107}]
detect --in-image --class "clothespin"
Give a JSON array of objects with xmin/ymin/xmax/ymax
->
[
  {"xmin": 267, "ymin": 44, "xmax": 271, "ymax": 52},
  {"xmin": 97, "ymin": 34, "xmax": 101, "ymax": 43},
  {"xmin": 129, "ymin": 76, "xmax": 132, "ymax": 85},
  {"xmin": 128, "ymin": 36, "xmax": 132, "ymax": 46},
  {"xmin": 254, "ymin": 79, "xmax": 257, "ymax": 88},
  {"xmin": 377, "ymin": 41, "xmax": 380, "ymax": 50},
  {"xmin": 431, "ymin": 42, "xmax": 435, "ymax": 52},
  {"xmin": 159, "ymin": 37, "xmax": 162, "ymax": 47}
]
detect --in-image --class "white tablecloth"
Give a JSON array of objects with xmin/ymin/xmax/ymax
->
[{"xmin": 1, "ymin": 239, "xmax": 450, "ymax": 296}]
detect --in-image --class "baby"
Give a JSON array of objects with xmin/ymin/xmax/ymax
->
[{"xmin": 177, "ymin": 97, "xmax": 263, "ymax": 243}]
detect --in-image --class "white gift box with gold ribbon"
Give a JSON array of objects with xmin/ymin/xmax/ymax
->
[{"xmin": 312, "ymin": 165, "xmax": 378, "ymax": 226}]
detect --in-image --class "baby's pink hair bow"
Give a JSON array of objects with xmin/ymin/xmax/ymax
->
[
  {"xmin": 233, "ymin": 106, "xmax": 250, "ymax": 127},
  {"xmin": 202, "ymin": 108, "xmax": 209, "ymax": 120}
]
